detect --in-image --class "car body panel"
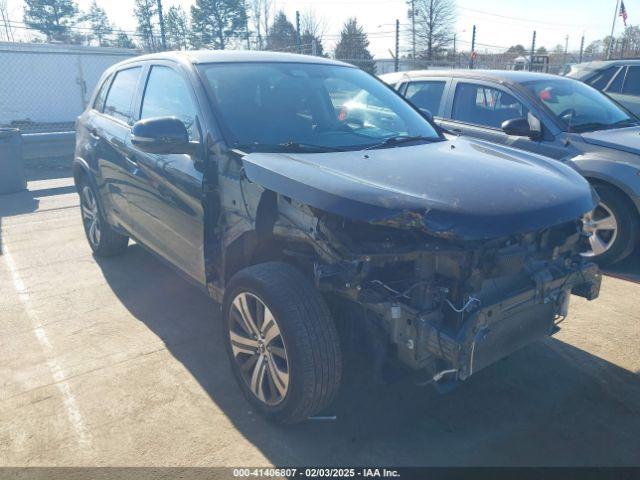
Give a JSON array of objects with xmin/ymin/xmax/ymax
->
[{"xmin": 242, "ymin": 137, "xmax": 596, "ymax": 240}]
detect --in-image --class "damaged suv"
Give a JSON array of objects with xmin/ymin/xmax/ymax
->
[{"xmin": 74, "ymin": 51, "xmax": 601, "ymax": 424}]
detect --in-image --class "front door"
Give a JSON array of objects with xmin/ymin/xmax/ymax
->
[
  {"xmin": 126, "ymin": 64, "xmax": 206, "ymax": 284},
  {"xmin": 439, "ymin": 80, "xmax": 569, "ymax": 160}
]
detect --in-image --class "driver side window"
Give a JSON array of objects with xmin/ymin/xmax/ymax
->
[
  {"xmin": 452, "ymin": 83, "xmax": 528, "ymax": 129},
  {"xmin": 140, "ymin": 66, "xmax": 199, "ymax": 140}
]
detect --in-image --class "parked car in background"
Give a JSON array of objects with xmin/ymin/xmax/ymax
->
[
  {"xmin": 381, "ymin": 70, "xmax": 640, "ymax": 265},
  {"xmin": 75, "ymin": 51, "xmax": 601, "ymax": 423},
  {"xmin": 563, "ymin": 59, "xmax": 640, "ymax": 116}
]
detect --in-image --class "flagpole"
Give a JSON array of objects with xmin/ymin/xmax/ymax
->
[{"xmin": 608, "ymin": 0, "xmax": 621, "ymax": 59}]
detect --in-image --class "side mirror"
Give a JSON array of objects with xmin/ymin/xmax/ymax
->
[
  {"xmin": 419, "ymin": 108, "xmax": 433, "ymax": 121},
  {"xmin": 131, "ymin": 117, "xmax": 193, "ymax": 154},
  {"xmin": 501, "ymin": 117, "xmax": 541, "ymax": 140}
]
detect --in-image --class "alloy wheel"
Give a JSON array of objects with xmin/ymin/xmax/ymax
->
[
  {"xmin": 228, "ymin": 292, "xmax": 290, "ymax": 406},
  {"xmin": 81, "ymin": 185, "xmax": 101, "ymax": 248},
  {"xmin": 582, "ymin": 202, "xmax": 618, "ymax": 257}
]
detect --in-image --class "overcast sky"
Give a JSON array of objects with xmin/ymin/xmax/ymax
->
[{"xmin": 5, "ymin": 0, "xmax": 635, "ymax": 57}]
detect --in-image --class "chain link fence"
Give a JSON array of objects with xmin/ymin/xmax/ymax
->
[{"xmin": 0, "ymin": 42, "xmax": 137, "ymax": 134}]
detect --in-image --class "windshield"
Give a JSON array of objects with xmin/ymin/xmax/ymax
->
[
  {"xmin": 522, "ymin": 78, "xmax": 639, "ymax": 133},
  {"xmin": 198, "ymin": 62, "xmax": 442, "ymax": 153}
]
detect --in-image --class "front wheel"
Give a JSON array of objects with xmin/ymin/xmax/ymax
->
[
  {"xmin": 582, "ymin": 184, "xmax": 639, "ymax": 265},
  {"xmin": 223, "ymin": 262, "xmax": 342, "ymax": 424}
]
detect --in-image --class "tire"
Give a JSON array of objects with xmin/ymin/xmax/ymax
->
[
  {"xmin": 223, "ymin": 262, "xmax": 342, "ymax": 424},
  {"xmin": 78, "ymin": 176, "xmax": 129, "ymax": 257},
  {"xmin": 583, "ymin": 184, "xmax": 639, "ymax": 266}
]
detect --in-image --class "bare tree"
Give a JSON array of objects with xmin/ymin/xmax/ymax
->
[
  {"xmin": 300, "ymin": 9, "xmax": 326, "ymax": 56},
  {"xmin": 0, "ymin": 0, "xmax": 15, "ymax": 41},
  {"xmin": 409, "ymin": 0, "xmax": 455, "ymax": 60}
]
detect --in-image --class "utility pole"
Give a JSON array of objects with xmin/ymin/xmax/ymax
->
[
  {"xmin": 563, "ymin": 35, "xmax": 569, "ymax": 65},
  {"xmin": 411, "ymin": 0, "xmax": 416, "ymax": 58},
  {"xmin": 579, "ymin": 35, "xmax": 585, "ymax": 63},
  {"xmin": 453, "ymin": 33, "xmax": 456, "ymax": 56},
  {"xmin": 395, "ymin": 19, "xmax": 400, "ymax": 72},
  {"xmin": 469, "ymin": 25, "xmax": 476, "ymax": 69},
  {"xmin": 156, "ymin": 0, "xmax": 167, "ymax": 51},
  {"xmin": 295, "ymin": 10, "xmax": 301, "ymax": 54},
  {"xmin": 529, "ymin": 30, "xmax": 536, "ymax": 71}
]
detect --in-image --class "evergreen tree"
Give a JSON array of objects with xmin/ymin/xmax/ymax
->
[
  {"xmin": 81, "ymin": 0, "xmax": 111, "ymax": 46},
  {"xmin": 165, "ymin": 5, "xmax": 189, "ymax": 50},
  {"xmin": 265, "ymin": 10, "xmax": 296, "ymax": 52},
  {"xmin": 114, "ymin": 30, "xmax": 136, "ymax": 49},
  {"xmin": 190, "ymin": 0, "xmax": 247, "ymax": 50},
  {"xmin": 334, "ymin": 18, "xmax": 375, "ymax": 74},
  {"xmin": 134, "ymin": 0, "xmax": 158, "ymax": 51},
  {"xmin": 300, "ymin": 30, "xmax": 325, "ymax": 56},
  {"xmin": 23, "ymin": 0, "xmax": 78, "ymax": 41}
]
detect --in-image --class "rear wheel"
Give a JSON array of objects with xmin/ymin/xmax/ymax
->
[
  {"xmin": 78, "ymin": 177, "xmax": 129, "ymax": 257},
  {"xmin": 223, "ymin": 262, "xmax": 342, "ymax": 424},
  {"xmin": 582, "ymin": 184, "xmax": 639, "ymax": 265}
]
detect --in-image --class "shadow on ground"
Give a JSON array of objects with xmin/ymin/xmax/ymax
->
[
  {"xmin": 96, "ymin": 244, "xmax": 640, "ymax": 467},
  {"xmin": 605, "ymin": 247, "xmax": 640, "ymax": 283}
]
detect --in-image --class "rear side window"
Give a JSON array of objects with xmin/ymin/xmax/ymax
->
[
  {"xmin": 140, "ymin": 66, "xmax": 198, "ymax": 140},
  {"xmin": 404, "ymin": 81, "xmax": 446, "ymax": 115},
  {"xmin": 92, "ymin": 75, "xmax": 112, "ymax": 111},
  {"xmin": 451, "ymin": 83, "xmax": 528, "ymax": 129},
  {"xmin": 103, "ymin": 67, "xmax": 141, "ymax": 124},
  {"xmin": 587, "ymin": 66, "xmax": 619, "ymax": 90},
  {"xmin": 623, "ymin": 67, "xmax": 640, "ymax": 95},
  {"xmin": 606, "ymin": 67, "xmax": 626, "ymax": 93}
]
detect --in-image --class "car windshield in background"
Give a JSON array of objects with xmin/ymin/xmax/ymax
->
[
  {"xmin": 198, "ymin": 62, "xmax": 442, "ymax": 153},
  {"xmin": 522, "ymin": 78, "xmax": 639, "ymax": 133}
]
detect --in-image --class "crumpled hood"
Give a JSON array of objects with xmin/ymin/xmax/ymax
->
[
  {"xmin": 242, "ymin": 137, "xmax": 597, "ymax": 240},
  {"xmin": 581, "ymin": 126, "xmax": 640, "ymax": 158}
]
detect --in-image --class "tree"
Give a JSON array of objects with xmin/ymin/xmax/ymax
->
[
  {"xmin": 622, "ymin": 25, "xmax": 640, "ymax": 56},
  {"xmin": 134, "ymin": 0, "xmax": 158, "ymax": 51},
  {"xmin": 265, "ymin": 10, "xmax": 296, "ymax": 52},
  {"xmin": 23, "ymin": 0, "xmax": 79, "ymax": 41},
  {"xmin": 507, "ymin": 44, "xmax": 526, "ymax": 55},
  {"xmin": 536, "ymin": 46, "xmax": 548, "ymax": 55},
  {"xmin": 300, "ymin": 8, "xmax": 325, "ymax": 56},
  {"xmin": 190, "ymin": 0, "xmax": 247, "ymax": 50},
  {"xmin": 334, "ymin": 18, "xmax": 375, "ymax": 74},
  {"xmin": 114, "ymin": 30, "xmax": 136, "ymax": 49},
  {"xmin": 165, "ymin": 5, "xmax": 189, "ymax": 50},
  {"xmin": 409, "ymin": 0, "xmax": 455, "ymax": 60},
  {"xmin": 81, "ymin": 0, "xmax": 111, "ymax": 46},
  {"xmin": 584, "ymin": 39, "xmax": 603, "ymax": 57},
  {"xmin": 248, "ymin": 0, "xmax": 273, "ymax": 49}
]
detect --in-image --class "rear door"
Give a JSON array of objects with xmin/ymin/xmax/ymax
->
[
  {"xmin": 91, "ymin": 65, "xmax": 143, "ymax": 232},
  {"xmin": 126, "ymin": 62, "xmax": 206, "ymax": 284},
  {"xmin": 439, "ymin": 80, "xmax": 567, "ymax": 159}
]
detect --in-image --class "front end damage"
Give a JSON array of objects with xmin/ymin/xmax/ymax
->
[
  {"xmin": 235, "ymin": 144, "xmax": 602, "ymax": 388},
  {"xmin": 270, "ymin": 197, "xmax": 601, "ymax": 387}
]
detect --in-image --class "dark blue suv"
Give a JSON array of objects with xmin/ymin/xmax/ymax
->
[{"xmin": 74, "ymin": 51, "xmax": 600, "ymax": 423}]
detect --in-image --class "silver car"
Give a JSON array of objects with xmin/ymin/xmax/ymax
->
[{"xmin": 382, "ymin": 70, "xmax": 640, "ymax": 265}]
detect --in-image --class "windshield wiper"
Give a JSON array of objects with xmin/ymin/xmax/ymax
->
[
  {"xmin": 278, "ymin": 141, "xmax": 346, "ymax": 152},
  {"xmin": 609, "ymin": 118, "xmax": 640, "ymax": 128},
  {"xmin": 362, "ymin": 135, "xmax": 437, "ymax": 151}
]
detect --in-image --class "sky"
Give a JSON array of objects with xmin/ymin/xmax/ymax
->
[{"xmin": 4, "ymin": 0, "xmax": 637, "ymax": 57}]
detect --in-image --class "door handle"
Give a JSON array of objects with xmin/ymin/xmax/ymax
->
[
  {"xmin": 451, "ymin": 128, "xmax": 462, "ymax": 134},
  {"xmin": 89, "ymin": 128, "xmax": 100, "ymax": 140}
]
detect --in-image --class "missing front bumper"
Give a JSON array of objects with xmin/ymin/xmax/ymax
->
[{"xmin": 402, "ymin": 261, "xmax": 601, "ymax": 382}]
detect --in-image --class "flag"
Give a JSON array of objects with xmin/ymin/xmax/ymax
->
[{"xmin": 620, "ymin": 0, "xmax": 628, "ymax": 27}]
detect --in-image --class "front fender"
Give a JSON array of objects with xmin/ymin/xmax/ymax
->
[{"xmin": 569, "ymin": 155, "xmax": 640, "ymax": 213}]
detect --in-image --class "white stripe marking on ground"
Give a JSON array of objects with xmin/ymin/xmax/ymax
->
[{"xmin": 2, "ymin": 242, "xmax": 91, "ymax": 447}]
